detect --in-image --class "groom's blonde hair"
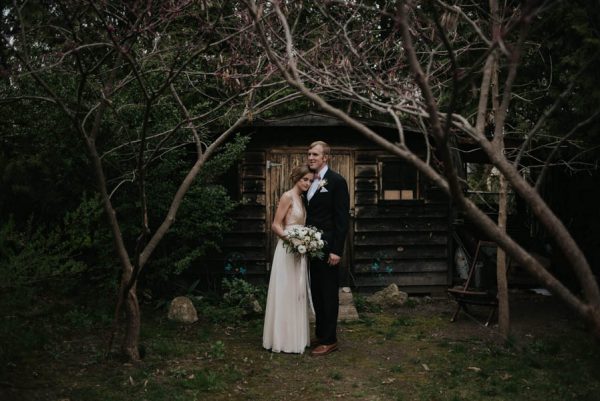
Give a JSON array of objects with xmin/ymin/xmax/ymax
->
[{"xmin": 309, "ymin": 141, "xmax": 330, "ymax": 156}]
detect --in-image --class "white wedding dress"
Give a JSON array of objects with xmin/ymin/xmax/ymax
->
[{"xmin": 262, "ymin": 192, "xmax": 311, "ymax": 353}]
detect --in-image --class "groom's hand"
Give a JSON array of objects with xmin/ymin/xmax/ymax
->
[{"xmin": 328, "ymin": 253, "xmax": 341, "ymax": 266}]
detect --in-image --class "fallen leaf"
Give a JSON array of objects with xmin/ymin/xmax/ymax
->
[
  {"xmin": 381, "ymin": 378, "xmax": 396, "ymax": 384},
  {"xmin": 422, "ymin": 364, "xmax": 430, "ymax": 371},
  {"xmin": 467, "ymin": 366, "xmax": 481, "ymax": 372}
]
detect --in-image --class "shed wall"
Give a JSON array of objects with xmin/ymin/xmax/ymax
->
[{"xmin": 219, "ymin": 143, "xmax": 451, "ymax": 294}]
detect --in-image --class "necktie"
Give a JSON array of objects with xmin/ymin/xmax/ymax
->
[{"xmin": 308, "ymin": 174, "xmax": 321, "ymax": 200}]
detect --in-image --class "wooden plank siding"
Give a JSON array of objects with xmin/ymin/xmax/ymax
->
[
  {"xmin": 214, "ymin": 117, "xmax": 453, "ymax": 293},
  {"xmin": 351, "ymin": 152, "xmax": 451, "ymax": 293},
  {"xmin": 218, "ymin": 151, "xmax": 269, "ymax": 277}
]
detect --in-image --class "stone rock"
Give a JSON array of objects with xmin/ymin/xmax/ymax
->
[
  {"xmin": 310, "ymin": 287, "xmax": 359, "ymax": 322},
  {"xmin": 338, "ymin": 287, "xmax": 359, "ymax": 322},
  {"xmin": 368, "ymin": 283, "xmax": 408, "ymax": 307},
  {"xmin": 168, "ymin": 296, "xmax": 198, "ymax": 324},
  {"xmin": 249, "ymin": 296, "xmax": 263, "ymax": 314},
  {"xmin": 339, "ymin": 304, "xmax": 359, "ymax": 322},
  {"xmin": 339, "ymin": 286, "xmax": 353, "ymax": 305}
]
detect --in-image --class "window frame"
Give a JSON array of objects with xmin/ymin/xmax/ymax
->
[{"xmin": 377, "ymin": 156, "xmax": 423, "ymax": 203}]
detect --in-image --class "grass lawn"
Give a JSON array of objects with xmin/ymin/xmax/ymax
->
[{"xmin": 2, "ymin": 292, "xmax": 599, "ymax": 401}]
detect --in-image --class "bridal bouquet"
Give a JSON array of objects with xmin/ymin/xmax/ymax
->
[{"xmin": 282, "ymin": 225, "xmax": 326, "ymax": 259}]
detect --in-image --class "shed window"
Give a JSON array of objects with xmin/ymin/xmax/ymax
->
[{"xmin": 379, "ymin": 159, "xmax": 420, "ymax": 201}]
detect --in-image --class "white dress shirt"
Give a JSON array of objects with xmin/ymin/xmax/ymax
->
[{"xmin": 307, "ymin": 165, "xmax": 328, "ymax": 201}]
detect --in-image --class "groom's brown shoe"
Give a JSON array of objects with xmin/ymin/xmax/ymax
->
[
  {"xmin": 311, "ymin": 343, "xmax": 338, "ymax": 356},
  {"xmin": 310, "ymin": 338, "xmax": 321, "ymax": 347}
]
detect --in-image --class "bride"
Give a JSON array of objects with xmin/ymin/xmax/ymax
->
[{"xmin": 263, "ymin": 164, "xmax": 314, "ymax": 353}]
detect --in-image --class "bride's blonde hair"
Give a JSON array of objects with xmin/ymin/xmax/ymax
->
[{"xmin": 289, "ymin": 164, "xmax": 311, "ymax": 183}]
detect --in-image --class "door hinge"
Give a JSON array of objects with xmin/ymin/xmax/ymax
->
[{"xmin": 266, "ymin": 160, "xmax": 283, "ymax": 169}]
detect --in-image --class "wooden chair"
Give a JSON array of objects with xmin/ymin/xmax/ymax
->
[{"xmin": 447, "ymin": 240, "xmax": 499, "ymax": 326}]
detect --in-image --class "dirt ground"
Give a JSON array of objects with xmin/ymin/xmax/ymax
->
[
  {"xmin": 408, "ymin": 289, "xmax": 578, "ymax": 340},
  {"xmin": 3, "ymin": 289, "xmax": 597, "ymax": 401}
]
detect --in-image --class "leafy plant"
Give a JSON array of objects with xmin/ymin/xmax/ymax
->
[
  {"xmin": 330, "ymin": 370, "xmax": 343, "ymax": 380},
  {"xmin": 221, "ymin": 277, "xmax": 266, "ymax": 314},
  {"xmin": 353, "ymin": 293, "xmax": 382, "ymax": 313},
  {"xmin": 209, "ymin": 341, "xmax": 226, "ymax": 360},
  {"xmin": 0, "ymin": 191, "xmax": 119, "ymax": 301},
  {"xmin": 138, "ymin": 135, "xmax": 249, "ymax": 294},
  {"xmin": 0, "ymin": 216, "xmax": 86, "ymax": 295}
]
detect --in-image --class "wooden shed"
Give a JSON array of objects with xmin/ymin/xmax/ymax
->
[{"xmin": 219, "ymin": 112, "xmax": 453, "ymax": 294}]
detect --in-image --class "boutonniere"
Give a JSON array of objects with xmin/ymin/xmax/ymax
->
[{"xmin": 318, "ymin": 179, "xmax": 328, "ymax": 189}]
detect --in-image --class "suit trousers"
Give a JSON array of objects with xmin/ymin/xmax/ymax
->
[{"xmin": 310, "ymin": 256, "xmax": 339, "ymax": 345}]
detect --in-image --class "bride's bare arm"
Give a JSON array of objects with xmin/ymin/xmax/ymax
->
[{"xmin": 271, "ymin": 192, "xmax": 292, "ymax": 239}]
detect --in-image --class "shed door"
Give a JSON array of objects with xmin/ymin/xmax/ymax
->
[{"xmin": 266, "ymin": 148, "xmax": 354, "ymax": 283}]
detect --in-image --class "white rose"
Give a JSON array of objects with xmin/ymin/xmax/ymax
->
[
  {"xmin": 297, "ymin": 245, "xmax": 307, "ymax": 254},
  {"xmin": 318, "ymin": 240, "xmax": 324, "ymax": 247},
  {"xmin": 314, "ymin": 232, "xmax": 322, "ymax": 240}
]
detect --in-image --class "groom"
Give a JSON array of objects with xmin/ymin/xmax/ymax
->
[{"xmin": 305, "ymin": 141, "xmax": 350, "ymax": 356}]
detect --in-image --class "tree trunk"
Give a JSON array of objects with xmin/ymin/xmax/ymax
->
[
  {"xmin": 121, "ymin": 284, "xmax": 141, "ymax": 361},
  {"xmin": 496, "ymin": 173, "xmax": 510, "ymax": 338},
  {"xmin": 487, "ymin": 8, "xmax": 510, "ymax": 338}
]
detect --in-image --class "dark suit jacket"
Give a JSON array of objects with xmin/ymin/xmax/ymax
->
[{"xmin": 305, "ymin": 168, "xmax": 350, "ymax": 257}]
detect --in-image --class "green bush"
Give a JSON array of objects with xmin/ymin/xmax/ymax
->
[
  {"xmin": 0, "ymin": 217, "xmax": 87, "ymax": 297},
  {"xmin": 353, "ymin": 293, "xmax": 382, "ymax": 313},
  {"xmin": 0, "ymin": 191, "xmax": 120, "ymax": 301},
  {"xmin": 135, "ymin": 135, "xmax": 250, "ymax": 294},
  {"xmin": 222, "ymin": 277, "xmax": 266, "ymax": 311},
  {"xmin": 0, "ymin": 194, "xmax": 115, "ymax": 379}
]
